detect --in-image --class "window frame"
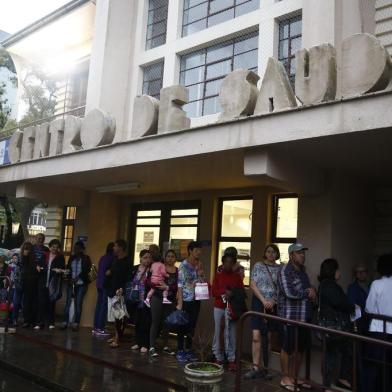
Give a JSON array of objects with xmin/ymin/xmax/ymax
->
[
  {"xmin": 146, "ymin": 0, "xmax": 169, "ymax": 50},
  {"xmin": 142, "ymin": 61, "xmax": 165, "ymax": 99},
  {"xmin": 271, "ymin": 193, "xmax": 298, "ymax": 244}
]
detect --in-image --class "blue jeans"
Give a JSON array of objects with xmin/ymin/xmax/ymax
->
[
  {"xmin": 11, "ymin": 287, "xmax": 23, "ymax": 323},
  {"xmin": 93, "ymin": 288, "xmax": 107, "ymax": 330},
  {"xmin": 63, "ymin": 284, "xmax": 87, "ymax": 325}
]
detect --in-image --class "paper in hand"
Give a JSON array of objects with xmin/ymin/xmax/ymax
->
[{"xmin": 351, "ymin": 306, "xmax": 362, "ymax": 322}]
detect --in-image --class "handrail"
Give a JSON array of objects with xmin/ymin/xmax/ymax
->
[
  {"xmin": 235, "ymin": 311, "xmax": 392, "ymax": 392},
  {"xmin": 0, "ymin": 105, "xmax": 86, "ymax": 142},
  {"xmin": 0, "ymin": 276, "xmax": 11, "ymax": 333}
]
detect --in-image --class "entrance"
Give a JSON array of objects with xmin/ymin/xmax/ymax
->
[{"xmin": 129, "ymin": 201, "xmax": 200, "ymax": 263}]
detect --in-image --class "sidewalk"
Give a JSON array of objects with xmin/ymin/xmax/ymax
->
[{"xmin": 0, "ymin": 327, "xmax": 282, "ymax": 391}]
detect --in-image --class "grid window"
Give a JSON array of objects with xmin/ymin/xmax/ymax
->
[
  {"xmin": 182, "ymin": 0, "xmax": 260, "ymax": 36},
  {"xmin": 62, "ymin": 206, "xmax": 77, "ymax": 262},
  {"xmin": 271, "ymin": 194, "xmax": 298, "ymax": 263},
  {"xmin": 146, "ymin": 0, "xmax": 169, "ymax": 50},
  {"xmin": 180, "ymin": 32, "xmax": 258, "ymax": 117},
  {"xmin": 142, "ymin": 61, "xmax": 164, "ymax": 99},
  {"xmin": 278, "ymin": 15, "xmax": 302, "ymax": 86}
]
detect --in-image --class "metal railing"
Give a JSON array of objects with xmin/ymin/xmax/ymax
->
[
  {"xmin": 0, "ymin": 105, "xmax": 86, "ymax": 142},
  {"xmin": 235, "ymin": 311, "xmax": 392, "ymax": 392}
]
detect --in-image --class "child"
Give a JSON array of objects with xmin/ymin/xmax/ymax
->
[{"xmin": 144, "ymin": 261, "xmax": 172, "ymax": 307}]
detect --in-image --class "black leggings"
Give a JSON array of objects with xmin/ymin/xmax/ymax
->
[
  {"xmin": 149, "ymin": 295, "xmax": 175, "ymax": 348},
  {"xmin": 177, "ymin": 300, "xmax": 201, "ymax": 351}
]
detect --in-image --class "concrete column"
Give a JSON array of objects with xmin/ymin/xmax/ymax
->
[
  {"xmin": 85, "ymin": 0, "xmax": 139, "ymax": 142},
  {"xmin": 44, "ymin": 206, "xmax": 63, "ymax": 244},
  {"xmin": 258, "ymin": 16, "xmax": 277, "ymax": 82}
]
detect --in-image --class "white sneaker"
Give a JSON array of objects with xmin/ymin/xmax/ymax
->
[
  {"xmin": 33, "ymin": 325, "xmax": 40, "ymax": 330},
  {"xmin": 144, "ymin": 298, "xmax": 151, "ymax": 308},
  {"xmin": 162, "ymin": 298, "xmax": 172, "ymax": 305},
  {"xmin": 49, "ymin": 325, "xmax": 55, "ymax": 330}
]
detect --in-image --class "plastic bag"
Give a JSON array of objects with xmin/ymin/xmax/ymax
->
[
  {"xmin": 108, "ymin": 295, "xmax": 129, "ymax": 322},
  {"xmin": 195, "ymin": 282, "xmax": 210, "ymax": 300}
]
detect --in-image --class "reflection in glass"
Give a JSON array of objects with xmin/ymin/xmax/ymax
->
[{"xmin": 221, "ymin": 199, "xmax": 253, "ymax": 237}]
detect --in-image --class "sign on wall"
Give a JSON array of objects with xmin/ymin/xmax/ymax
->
[{"xmin": 0, "ymin": 139, "xmax": 10, "ymax": 165}]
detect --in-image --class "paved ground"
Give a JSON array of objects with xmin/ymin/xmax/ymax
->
[{"xmin": 0, "ymin": 327, "xmax": 285, "ymax": 391}]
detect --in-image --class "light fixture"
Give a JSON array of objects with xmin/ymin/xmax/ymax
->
[{"xmin": 95, "ymin": 182, "xmax": 141, "ymax": 193}]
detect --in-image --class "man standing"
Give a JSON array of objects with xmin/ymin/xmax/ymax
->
[
  {"xmin": 278, "ymin": 243, "xmax": 316, "ymax": 391},
  {"xmin": 33, "ymin": 233, "xmax": 49, "ymax": 264}
]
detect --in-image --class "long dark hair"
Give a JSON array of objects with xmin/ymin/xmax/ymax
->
[
  {"xmin": 21, "ymin": 241, "xmax": 35, "ymax": 266},
  {"xmin": 318, "ymin": 258, "xmax": 339, "ymax": 282},
  {"xmin": 263, "ymin": 244, "xmax": 280, "ymax": 261}
]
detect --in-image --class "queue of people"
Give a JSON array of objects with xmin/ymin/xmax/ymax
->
[{"xmin": 1, "ymin": 233, "xmax": 392, "ymax": 392}]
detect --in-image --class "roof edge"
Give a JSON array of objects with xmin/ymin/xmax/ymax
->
[{"xmin": 1, "ymin": 0, "xmax": 93, "ymax": 48}]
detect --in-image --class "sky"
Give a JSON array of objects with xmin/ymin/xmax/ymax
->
[{"xmin": 0, "ymin": 0, "xmax": 71, "ymax": 34}]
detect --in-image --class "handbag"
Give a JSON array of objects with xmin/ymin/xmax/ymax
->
[
  {"xmin": 87, "ymin": 264, "xmax": 98, "ymax": 283},
  {"xmin": 165, "ymin": 309, "xmax": 190, "ymax": 332},
  {"xmin": 195, "ymin": 282, "xmax": 210, "ymax": 300},
  {"xmin": 124, "ymin": 267, "xmax": 149, "ymax": 305}
]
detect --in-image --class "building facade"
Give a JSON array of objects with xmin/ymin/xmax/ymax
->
[{"xmin": 1, "ymin": 0, "xmax": 392, "ymax": 327}]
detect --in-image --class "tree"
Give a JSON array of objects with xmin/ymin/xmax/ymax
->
[
  {"xmin": 0, "ymin": 48, "xmax": 17, "ymax": 131},
  {"xmin": 0, "ymin": 81, "xmax": 11, "ymax": 129}
]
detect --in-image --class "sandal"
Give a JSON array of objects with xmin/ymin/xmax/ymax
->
[
  {"xmin": 109, "ymin": 341, "xmax": 119, "ymax": 348},
  {"xmin": 280, "ymin": 383, "xmax": 296, "ymax": 391},
  {"xmin": 140, "ymin": 346, "xmax": 148, "ymax": 353},
  {"xmin": 297, "ymin": 381, "xmax": 312, "ymax": 390},
  {"xmin": 131, "ymin": 344, "xmax": 140, "ymax": 350}
]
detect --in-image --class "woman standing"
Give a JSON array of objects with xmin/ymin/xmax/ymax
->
[
  {"xmin": 245, "ymin": 244, "xmax": 280, "ymax": 380},
  {"xmin": 61, "ymin": 241, "xmax": 92, "ymax": 331},
  {"xmin": 318, "ymin": 258, "xmax": 356, "ymax": 392},
  {"xmin": 21, "ymin": 242, "xmax": 38, "ymax": 328},
  {"xmin": 35, "ymin": 239, "xmax": 65, "ymax": 330},
  {"xmin": 149, "ymin": 249, "xmax": 178, "ymax": 357},
  {"xmin": 365, "ymin": 254, "xmax": 392, "ymax": 392},
  {"xmin": 93, "ymin": 242, "xmax": 114, "ymax": 336},
  {"xmin": 129, "ymin": 249, "xmax": 152, "ymax": 353}
]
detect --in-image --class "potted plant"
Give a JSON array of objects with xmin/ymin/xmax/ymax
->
[{"xmin": 184, "ymin": 330, "xmax": 224, "ymax": 392}]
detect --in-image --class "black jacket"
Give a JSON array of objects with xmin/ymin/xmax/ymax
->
[
  {"xmin": 66, "ymin": 254, "xmax": 92, "ymax": 286},
  {"xmin": 37, "ymin": 252, "xmax": 65, "ymax": 288},
  {"xmin": 318, "ymin": 279, "xmax": 355, "ymax": 324},
  {"xmin": 105, "ymin": 256, "xmax": 131, "ymax": 298}
]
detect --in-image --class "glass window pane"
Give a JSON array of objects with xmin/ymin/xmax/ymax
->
[
  {"xmin": 183, "ymin": 101, "xmax": 202, "ymax": 117},
  {"xmin": 184, "ymin": 0, "xmax": 207, "ymax": 9},
  {"xmin": 210, "ymin": 0, "xmax": 235, "ymax": 14},
  {"xmin": 183, "ymin": 2, "xmax": 208, "ymax": 24},
  {"xmin": 279, "ymin": 39, "xmax": 289, "ymax": 59},
  {"xmin": 66, "ymin": 207, "xmax": 77, "ymax": 220},
  {"xmin": 150, "ymin": 35, "xmax": 166, "ymax": 49},
  {"xmin": 275, "ymin": 243, "xmax": 290, "ymax": 264},
  {"xmin": 137, "ymin": 210, "xmax": 161, "ymax": 217},
  {"xmin": 221, "ymin": 199, "xmax": 253, "ymax": 237},
  {"xmin": 276, "ymin": 197, "xmax": 298, "ymax": 238},
  {"xmin": 183, "ymin": 66, "xmax": 205, "ymax": 85},
  {"xmin": 208, "ymin": 8, "xmax": 234, "ymax": 27},
  {"xmin": 279, "ymin": 22, "xmax": 289, "ymax": 40},
  {"xmin": 150, "ymin": 0, "xmax": 168, "ymax": 10},
  {"xmin": 233, "ymin": 50, "xmax": 258, "ymax": 70},
  {"xmin": 137, "ymin": 218, "xmax": 161, "ymax": 225},
  {"xmin": 171, "ymin": 217, "xmax": 198, "ymax": 225},
  {"xmin": 170, "ymin": 237, "xmax": 196, "ymax": 261},
  {"xmin": 172, "ymin": 209, "xmax": 199, "ymax": 216},
  {"xmin": 203, "ymin": 96, "xmax": 221, "ymax": 115},
  {"xmin": 291, "ymin": 37, "xmax": 302, "ymax": 54},
  {"xmin": 205, "ymin": 79, "xmax": 222, "ymax": 97},
  {"xmin": 234, "ymin": 34, "xmax": 258, "ymax": 55},
  {"xmin": 206, "ymin": 59, "xmax": 231, "ymax": 79},
  {"xmin": 290, "ymin": 18, "xmax": 302, "ymax": 36},
  {"xmin": 218, "ymin": 241, "xmax": 251, "ymax": 285},
  {"xmin": 206, "ymin": 44, "xmax": 233, "ymax": 63},
  {"xmin": 182, "ymin": 18, "xmax": 207, "ymax": 35},
  {"xmin": 188, "ymin": 83, "xmax": 204, "ymax": 101},
  {"xmin": 235, "ymin": 0, "xmax": 259, "ymax": 16},
  {"xmin": 181, "ymin": 51, "xmax": 205, "ymax": 71},
  {"xmin": 134, "ymin": 227, "xmax": 160, "ymax": 264},
  {"xmin": 147, "ymin": 20, "xmax": 167, "ymax": 39}
]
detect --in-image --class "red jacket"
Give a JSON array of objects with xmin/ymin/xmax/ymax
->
[{"xmin": 212, "ymin": 270, "xmax": 244, "ymax": 309}]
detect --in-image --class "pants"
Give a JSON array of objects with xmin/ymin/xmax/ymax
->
[
  {"xmin": 93, "ymin": 288, "xmax": 108, "ymax": 330},
  {"xmin": 178, "ymin": 300, "xmax": 201, "ymax": 351},
  {"xmin": 37, "ymin": 287, "xmax": 56, "ymax": 326},
  {"xmin": 63, "ymin": 284, "xmax": 87, "ymax": 325},
  {"xmin": 323, "ymin": 337, "xmax": 352, "ymax": 387},
  {"xmin": 11, "ymin": 287, "xmax": 23, "ymax": 323},
  {"xmin": 23, "ymin": 279, "xmax": 38, "ymax": 325},
  {"xmin": 134, "ymin": 306, "xmax": 151, "ymax": 348},
  {"xmin": 149, "ymin": 295, "xmax": 174, "ymax": 348},
  {"xmin": 212, "ymin": 307, "xmax": 236, "ymax": 362},
  {"xmin": 364, "ymin": 332, "xmax": 392, "ymax": 392}
]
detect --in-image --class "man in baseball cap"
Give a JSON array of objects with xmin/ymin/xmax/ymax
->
[{"xmin": 288, "ymin": 243, "xmax": 308, "ymax": 253}]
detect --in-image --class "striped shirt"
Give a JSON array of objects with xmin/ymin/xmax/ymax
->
[{"xmin": 277, "ymin": 261, "xmax": 312, "ymax": 322}]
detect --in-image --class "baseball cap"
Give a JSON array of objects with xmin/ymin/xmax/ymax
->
[{"xmin": 288, "ymin": 243, "xmax": 309, "ymax": 253}]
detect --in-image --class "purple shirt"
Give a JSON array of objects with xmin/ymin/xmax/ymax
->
[{"xmin": 96, "ymin": 254, "xmax": 113, "ymax": 290}]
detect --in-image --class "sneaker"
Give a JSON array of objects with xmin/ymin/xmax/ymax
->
[
  {"xmin": 162, "ymin": 298, "xmax": 172, "ymax": 305},
  {"xmin": 176, "ymin": 350, "xmax": 188, "ymax": 362},
  {"xmin": 33, "ymin": 325, "xmax": 41, "ymax": 330},
  {"xmin": 49, "ymin": 325, "xmax": 55, "ymax": 330},
  {"xmin": 149, "ymin": 347, "xmax": 159, "ymax": 357},
  {"xmin": 162, "ymin": 346, "xmax": 175, "ymax": 356},
  {"xmin": 228, "ymin": 362, "xmax": 237, "ymax": 372},
  {"xmin": 95, "ymin": 329, "xmax": 110, "ymax": 337},
  {"xmin": 186, "ymin": 351, "xmax": 198, "ymax": 362},
  {"xmin": 244, "ymin": 367, "xmax": 265, "ymax": 379},
  {"xmin": 144, "ymin": 298, "xmax": 151, "ymax": 308}
]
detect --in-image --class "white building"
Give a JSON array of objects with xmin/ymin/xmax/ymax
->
[{"xmin": 0, "ymin": 0, "xmax": 392, "ymax": 326}]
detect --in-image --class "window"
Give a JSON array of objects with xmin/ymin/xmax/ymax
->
[
  {"xmin": 146, "ymin": 0, "xmax": 169, "ymax": 50},
  {"xmin": 142, "ymin": 61, "xmax": 164, "ymax": 99},
  {"xmin": 180, "ymin": 31, "xmax": 258, "ymax": 117},
  {"xmin": 278, "ymin": 15, "xmax": 302, "ymax": 85},
  {"xmin": 69, "ymin": 62, "xmax": 89, "ymax": 110},
  {"xmin": 27, "ymin": 208, "xmax": 47, "ymax": 235},
  {"xmin": 217, "ymin": 197, "xmax": 253, "ymax": 285},
  {"xmin": 130, "ymin": 202, "xmax": 200, "ymax": 264},
  {"xmin": 182, "ymin": 0, "xmax": 260, "ymax": 36},
  {"xmin": 61, "ymin": 206, "xmax": 77, "ymax": 262},
  {"xmin": 271, "ymin": 194, "xmax": 298, "ymax": 263}
]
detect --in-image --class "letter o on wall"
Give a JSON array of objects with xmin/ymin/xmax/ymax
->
[{"xmin": 80, "ymin": 109, "xmax": 116, "ymax": 149}]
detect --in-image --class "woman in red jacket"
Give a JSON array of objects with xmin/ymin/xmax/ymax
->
[{"xmin": 212, "ymin": 254, "xmax": 244, "ymax": 371}]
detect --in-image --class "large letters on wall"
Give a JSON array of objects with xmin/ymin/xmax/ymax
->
[{"xmin": 7, "ymin": 34, "xmax": 392, "ymax": 165}]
